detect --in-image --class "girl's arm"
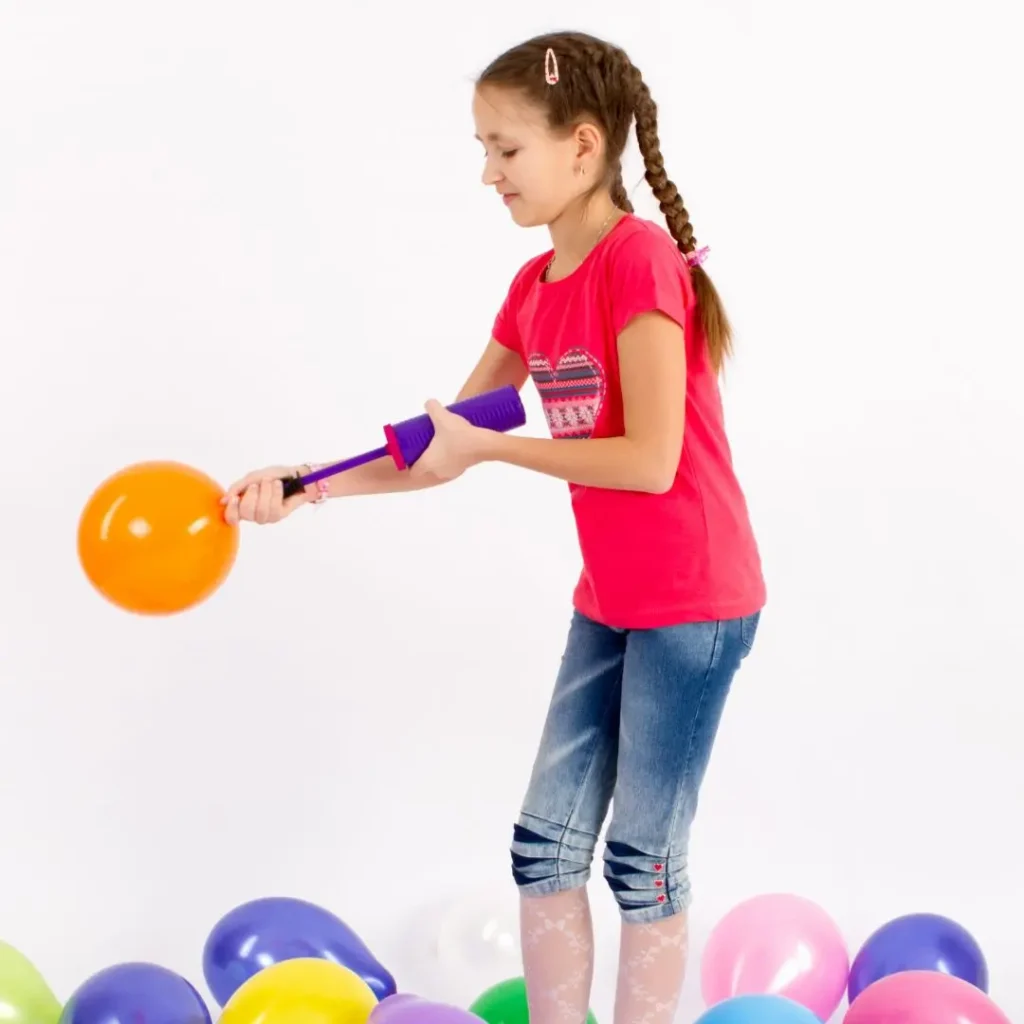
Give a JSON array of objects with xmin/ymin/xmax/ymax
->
[
  {"xmin": 323, "ymin": 340, "xmax": 528, "ymax": 498},
  {"xmin": 474, "ymin": 311, "xmax": 686, "ymax": 494}
]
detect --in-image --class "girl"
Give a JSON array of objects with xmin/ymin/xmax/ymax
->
[{"xmin": 224, "ymin": 30, "xmax": 765, "ymax": 1024}]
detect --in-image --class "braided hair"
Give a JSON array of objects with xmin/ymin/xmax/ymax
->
[{"xmin": 478, "ymin": 31, "xmax": 732, "ymax": 371}]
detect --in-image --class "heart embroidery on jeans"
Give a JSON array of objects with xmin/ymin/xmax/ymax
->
[{"xmin": 528, "ymin": 349, "xmax": 606, "ymax": 439}]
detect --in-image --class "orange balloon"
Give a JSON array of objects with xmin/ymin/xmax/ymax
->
[{"xmin": 77, "ymin": 460, "xmax": 239, "ymax": 615}]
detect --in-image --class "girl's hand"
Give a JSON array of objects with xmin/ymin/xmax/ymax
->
[
  {"xmin": 221, "ymin": 465, "xmax": 310, "ymax": 525},
  {"xmin": 410, "ymin": 400, "xmax": 490, "ymax": 483}
]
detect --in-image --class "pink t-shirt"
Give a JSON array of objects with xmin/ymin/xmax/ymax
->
[{"xmin": 492, "ymin": 214, "xmax": 766, "ymax": 629}]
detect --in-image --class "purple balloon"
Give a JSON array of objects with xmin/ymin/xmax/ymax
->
[
  {"xmin": 370, "ymin": 994, "xmax": 482, "ymax": 1024},
  {"xmin": 202, "ymin": 896, "xmax": 396, "ymax": 1006},
  {"xmin": 848, "ymin": 913, "xmax": 988, "ymax": 1002},
  {"xmin": 59, "ymin": 963, "xmax": 210, "ymax": 1024}
]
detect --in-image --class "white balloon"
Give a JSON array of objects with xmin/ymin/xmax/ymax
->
[{"xmin": 435, "ymin": 885, "xmax": 523, "ymax": 992}]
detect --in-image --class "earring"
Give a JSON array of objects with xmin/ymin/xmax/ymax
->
[{"xmin": 575, "ymin": 165, "xmax": 586, "ymax": 177}]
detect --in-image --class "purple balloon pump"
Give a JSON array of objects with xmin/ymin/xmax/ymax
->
[{"xmin": 279, "ymin": 385, "xmax": 526, "ymax": 499}]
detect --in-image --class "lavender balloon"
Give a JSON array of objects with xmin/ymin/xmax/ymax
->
[
  {"xmin": 370, "ymin": 994, "xmax": 482, "ymax": 1024},
  {"xmin": 848, "ymin": 912, "xmax": 988, "ymax": 1002}
]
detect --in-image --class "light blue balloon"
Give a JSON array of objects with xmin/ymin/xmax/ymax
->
[{"xmin": 696, "ymin": 995, "xmax": 823, "ymax": 1024}]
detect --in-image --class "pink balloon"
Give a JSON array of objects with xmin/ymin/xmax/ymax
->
[
  {"xmin": 700, "ymin": 893, "xmax": 849, "ymax": 1020},
  {"xmin": 843, "ymin": 970, "xmax": 1010, "ymax": 1023}
]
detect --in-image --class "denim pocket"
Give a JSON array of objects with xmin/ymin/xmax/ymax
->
[{"xmin": 739, "ymin": 610, "xmax": 761, "ymax": 652}]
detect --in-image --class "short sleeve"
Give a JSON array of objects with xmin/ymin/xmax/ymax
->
[
  {"xmin": 607, "ymin": 225, "xmax": 692, "ymax": 338},
  {"xmin": 491, "ymin": 286, "xmax": 520, "ymax": 352},
  {"xmin": 491, "ymin": 253, "xmax": 547, "ymax": 354}
]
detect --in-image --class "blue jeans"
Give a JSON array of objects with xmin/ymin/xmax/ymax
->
[{"xmin": 510, "ymin": 609, "xmax": 760, "ymax": 923}]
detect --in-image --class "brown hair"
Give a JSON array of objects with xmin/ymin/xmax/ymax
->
[{"xmin": 478, "ymin": 31, "xmax": 732, "ymax": 371}]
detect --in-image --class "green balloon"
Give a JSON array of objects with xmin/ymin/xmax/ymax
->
[
  {"xmin": 469, "ymin": 977, "xmax": 598, "ymax": 1024},
  {"xmin": 0, "ymin": 941, "xmax": 61, "ymax": 1024}
]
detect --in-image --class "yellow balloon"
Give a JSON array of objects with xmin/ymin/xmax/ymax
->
[{"xmin": 218, "ymin": 958, "xmax": 378, "ymax": 1024}]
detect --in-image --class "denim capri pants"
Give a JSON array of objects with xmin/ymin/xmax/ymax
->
[{"xmin": 510, "ymin": 608, "xmax": 760, "ymax": 923}]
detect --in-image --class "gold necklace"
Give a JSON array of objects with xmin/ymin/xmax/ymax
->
[{"xmin": 544, "ymin": 208, "xmax": 619, "ymax": 281}]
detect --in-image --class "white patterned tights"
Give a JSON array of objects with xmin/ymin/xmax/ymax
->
[{"xmin": 519, "ymin": 889, "xmax": 688, "ymax": 1024}]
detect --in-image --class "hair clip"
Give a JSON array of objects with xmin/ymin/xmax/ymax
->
[
  {"xmin": 544, "ymin": 47, "xmax": 559, "ymax": 85},
  {"xmin": 685, "ymin": 245, "xmax": 710, "ymax": 268}
]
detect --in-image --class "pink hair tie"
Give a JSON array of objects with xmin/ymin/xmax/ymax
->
[
  {"xmin": 685, "ymin": 245, "xmax": 710, "ymax": 268},
  {"xmin": 300, "ymin": 463, "xmax": 330, "ymax": 505}
]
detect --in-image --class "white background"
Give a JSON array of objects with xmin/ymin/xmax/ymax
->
[{"xmin": 1, "ymin": 2, "xmax": 1021, "ymax": 1022}]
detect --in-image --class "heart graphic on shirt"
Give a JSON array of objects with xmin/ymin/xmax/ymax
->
[{"xmin": 527, "ymin": 349, "xmax": 606, "ymax": 439}]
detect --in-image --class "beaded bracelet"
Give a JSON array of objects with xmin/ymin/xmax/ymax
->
[{"xmin": 299, "ymin": 464, "xmax": 330, "ymax": 505}]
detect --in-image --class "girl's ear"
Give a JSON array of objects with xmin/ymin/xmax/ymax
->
[{"xmin": 573, "ymin": 120, "xmax": 604, "ymax": 167}]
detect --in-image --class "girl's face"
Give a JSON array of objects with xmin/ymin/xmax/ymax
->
[{"xmin": 473, "ymin": 85, "xmax": 584, "ymax": 228}]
